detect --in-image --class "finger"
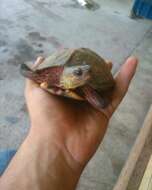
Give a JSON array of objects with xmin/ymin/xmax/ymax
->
[
  {"xmin": 25, "ymin": 56, "xmax": 44, "ymax": 95},
  {"xmin": 111, "ymin": 56, "xmax": 138, "ymax": 110},
  {"xmin": 25, "ymin": 79, "xmax": 39, "ymax": 97},
  {"xmin": 106, "ymin": 61, "xmax": 113, "ymax": 70},
  {"xmin": 115, "ymin": 56, "xmax": 138, "ymax": 94}
]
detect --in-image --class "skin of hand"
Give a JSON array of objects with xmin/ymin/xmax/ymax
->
[{"xmin": 0, "ymin": 56, "xmax": 138, "ymax": 190}]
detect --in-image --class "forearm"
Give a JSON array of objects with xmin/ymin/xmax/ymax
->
[{"xmin": 0, "ymin": 130, "xmax": 82, "ymax": 190}]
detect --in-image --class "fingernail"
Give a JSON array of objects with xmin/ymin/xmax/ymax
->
[{"xmin": 127, "ymin": 56, "xmax": 138, "ymax": 64}]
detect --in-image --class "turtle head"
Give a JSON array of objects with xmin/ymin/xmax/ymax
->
[{"xmin": 60, "ymin": 65, "xmax": 91, "ymax": 89}]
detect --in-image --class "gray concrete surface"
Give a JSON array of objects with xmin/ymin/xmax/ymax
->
[{"xmin": 0, "ymin": 0, "xmax": 152, "ymax": 189}]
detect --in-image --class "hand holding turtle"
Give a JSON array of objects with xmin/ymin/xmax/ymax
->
[
  {"xmin": 0, "ymin": 56, "xmax": 138, "ymax": 190},
  {"xmin": 25, "ymin": 56, "xmax": 138, "ymax": 168}
]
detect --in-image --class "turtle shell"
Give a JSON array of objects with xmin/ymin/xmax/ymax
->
[{"xmin": 36, "ymin": 48, "xmax": 115, "ymax": 93}]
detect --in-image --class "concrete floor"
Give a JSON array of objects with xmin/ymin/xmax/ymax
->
[{"xmin": 0, "ymin": 0, "xmax": 152, "ymax": 189}]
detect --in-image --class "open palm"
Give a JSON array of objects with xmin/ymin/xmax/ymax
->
[{"xmin": 25, "ymin": 57, "xmax": 138, "ymax": 167}]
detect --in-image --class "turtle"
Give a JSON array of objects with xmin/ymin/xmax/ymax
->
[{"xmin": 20, "ymin": 48, "xmax": 115, "ymax": 111}]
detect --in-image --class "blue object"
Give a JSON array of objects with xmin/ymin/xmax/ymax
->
[
  {"xmin": 132, "ymin": 0, "xmax": 152, "ymax": 19},
  {"xmin": 0, "ymin": 150, "xmax": 17, "ymax": 175}
]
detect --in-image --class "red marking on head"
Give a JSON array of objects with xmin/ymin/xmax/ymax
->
[{"xmin": 34, "ymin": 66, "xmax": 64, "ymax": 86}]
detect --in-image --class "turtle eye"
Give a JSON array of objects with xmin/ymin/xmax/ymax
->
[{"xmin": 73, "ymin": 68, "xmax": 83, "ymax": 76}]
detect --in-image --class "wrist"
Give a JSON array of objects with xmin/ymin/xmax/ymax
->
[
  {"xmin": 0, "ymin": 128, "xmax": 83, "ymax": 190},
  {"xmin": 27, "ymin": 129, "xmax": 83, "ymax": 189}
]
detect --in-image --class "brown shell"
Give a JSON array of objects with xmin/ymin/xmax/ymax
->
[{"xmin": 37, "ymin": 48, "xmax": 115, "ymax": 93}]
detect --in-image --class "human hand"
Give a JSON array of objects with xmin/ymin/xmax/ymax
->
[
  {"xmin": 0, "ymin": 57, "xmax": 138, "ymax": 190},
  {"xmin": 25, "ymin": 56, "xmax": 138, "ymax": 170}
]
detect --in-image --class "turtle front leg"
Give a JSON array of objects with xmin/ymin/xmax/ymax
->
[{"xmin": 81, "ymin": 85, "xmax": 109, "ymax": 110}]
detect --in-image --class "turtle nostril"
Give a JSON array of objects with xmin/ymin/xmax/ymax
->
[{"xmin": 73, "ymin": 68, "xmax": 83, "ymax": 76}]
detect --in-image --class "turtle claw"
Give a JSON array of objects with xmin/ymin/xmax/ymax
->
[
  {"xmin": 65, "ymin": 90, "xmax": 84, "ymax": 100},
  {"xmin": 40, "ymin": 82, "xmax": 48, "ymax": 89},
  {"xmin": 40, "ymin": 85, "xmax": 64, "ymax": 96},
  {"xmin": 46, "ymin": 88, "xmax": 63, "ymax": 96}
]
